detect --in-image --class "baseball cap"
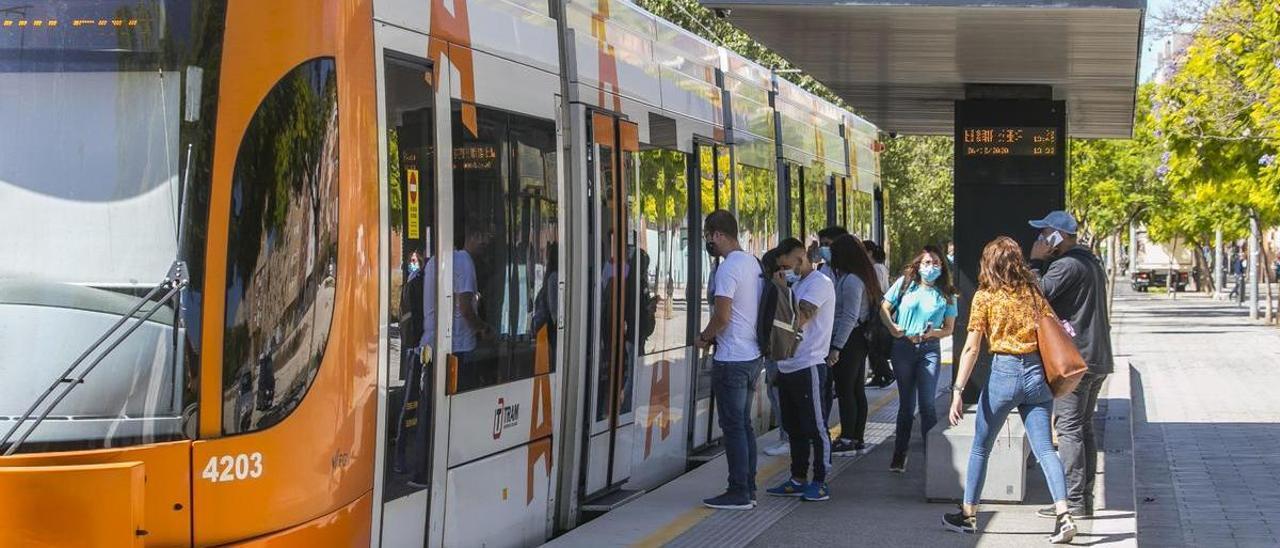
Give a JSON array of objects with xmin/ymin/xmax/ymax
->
[{"xmin": 1028, "ymin": 210, "xmax": 1078, "ymax": 235}]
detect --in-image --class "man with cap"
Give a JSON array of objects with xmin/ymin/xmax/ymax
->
[{"xmin": 1028, "ymin": 210, "xmax": 1114, "ymax": 519}]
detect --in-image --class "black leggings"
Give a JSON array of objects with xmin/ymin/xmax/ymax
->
[{"xmin": 829, "ymin": 326, "xmax": 870, "ymax": 443}]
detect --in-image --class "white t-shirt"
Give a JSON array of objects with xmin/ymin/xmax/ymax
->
[
  {"xmin": 712, "ymin": 250, "xmax": 763, "ymax": 362},
  {"xmin": 874, "ymin": 263, "xmax": 890, "ymax": 292},
  {"xmin": 777, "ymin": 270, "xmax": 835, "ymax": 373},
  {"xmin": 422, "ymin": 249, "xmax": 480, "ymax": 353}
]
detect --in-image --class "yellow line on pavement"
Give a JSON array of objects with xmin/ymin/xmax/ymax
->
[{"xmin": 632, "ymin": 363, "xmax": 953, "ymax": 548}]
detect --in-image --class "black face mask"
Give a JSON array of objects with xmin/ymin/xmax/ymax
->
[{"xmin": 704, "ymin": 240, "xmax": 718, "ymax": 257}]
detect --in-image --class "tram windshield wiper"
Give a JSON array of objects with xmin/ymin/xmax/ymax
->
[{"xmin": 0, "ymin": 261, "xmax": 189, "ymax": 456}]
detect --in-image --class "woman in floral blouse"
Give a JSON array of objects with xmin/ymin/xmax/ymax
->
[{"xmin": 943, "ymin": 236, "xmax": 1076, "ymax": 544}]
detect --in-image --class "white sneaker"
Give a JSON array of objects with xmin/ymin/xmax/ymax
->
[{"xmin": 763, "ymin": 442, "xmax": 789, "ymax": 456}]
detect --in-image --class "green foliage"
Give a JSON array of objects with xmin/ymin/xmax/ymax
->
[
  {"xmin": 1067, "ymin": 84, "xmax": 1165, "ymax": 243},
  {"xmin": 880, "ymin": 136, "xmax": 954, "ymax": 267},
  {"xmin": 1152, "ymin": 0, "xmax": 1280, "ymax": 238}
]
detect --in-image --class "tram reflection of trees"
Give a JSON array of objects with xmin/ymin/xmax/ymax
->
[{"xmin": 221, "ymin": 60, "xmax": 339, "ymax": 434}]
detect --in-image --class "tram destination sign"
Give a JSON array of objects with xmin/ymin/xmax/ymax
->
[{"xmin": 962, "ymin": 127, "xmax": 1057, "ymax": 157}]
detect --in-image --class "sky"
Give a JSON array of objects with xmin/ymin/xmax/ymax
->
[{"xmin": 1138, "ymin": 0, "xmax": 1178, "ymax": 82}]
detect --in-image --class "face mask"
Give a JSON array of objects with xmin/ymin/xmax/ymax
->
[
  {"xmin": 946, "ymin": 254, "xmax": 954, "ymax": 264},
  {"xmin": 704, "ymin": 240, "xmax": 718, "ymax": 257},
  {"xmin": 819, "ymin": 246, "xmax": 832, "ymax": 263},
  {"xmin": 782, "ymin": 269, "xmax": 800, "ymax": 285},
  {"xmin": 408, "ymin": 262, "xmax": 420, "ymax": 274},
  {"xmin": 920, "ymin": 264, "xmax": 942, "ymax": 283}
]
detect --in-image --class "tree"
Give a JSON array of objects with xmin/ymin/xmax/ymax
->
[{"xmin": 880, "ymin": 136, "xmax": 954, "ymax": 267}]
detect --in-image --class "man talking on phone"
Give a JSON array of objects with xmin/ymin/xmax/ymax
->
[{"xmin": 1028, "ymin": 210, "xmax": 1114, "ymax": 519}]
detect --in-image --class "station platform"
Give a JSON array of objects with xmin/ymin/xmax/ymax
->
[{"xmin": 547, "ymin": 344, "xmax": 1138, "ymax": 547}]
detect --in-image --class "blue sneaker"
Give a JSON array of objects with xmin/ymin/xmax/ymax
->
[
  {"xmin": 802, "ymin": 481, "xmax": 830, "ymax": 501},
  {"xmin": 766, "ymin": 478, "xmax": 806, "ymax": 497}
]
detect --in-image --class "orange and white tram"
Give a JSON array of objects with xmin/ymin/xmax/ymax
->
[{"xmin": 0, "ymin": 0, "xmax": 882, "ymax": 545}]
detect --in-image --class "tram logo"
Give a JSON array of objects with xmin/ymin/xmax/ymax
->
[{"xmin": 493, "ymin": 397, "xmax": 520, "ymax": 439}]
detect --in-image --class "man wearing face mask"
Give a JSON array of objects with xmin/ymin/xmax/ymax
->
[
  {"xmin": 764, "ymin": 237, "xmax": 837, "ymax": 502},
  {"xmin": 817, "ymin": 226, "xmax": 849, "ymax": 279},
  {"xmin": 696, "ymin": 210, "xmax": 764, "ymax": 510},
  {"xmin": 1028, "ymin": 210, "xmax": 1114, "ymax": 519}
]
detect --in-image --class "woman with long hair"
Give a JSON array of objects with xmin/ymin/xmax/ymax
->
[
  {"xmin": 942, "ymin": 236, "xmax": 1075, "ymax": 544},
  {"xmin": 878, "ymin": 246, "xmax": 957, "ymax": 473},
  {"xmin": 825, "ymin": 234, "xmax": 883, "ymax": 455}
]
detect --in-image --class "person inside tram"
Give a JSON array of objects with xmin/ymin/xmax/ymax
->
[
  {"xmin": 532, "ymin": 242, "xmax": 559, "ymax": 351},
  {"xmin": 764, "ymin": 237, "xmax": 836, "ymax": 502},
  {"xmin": 816, "ymin": 226, "xmax": 849, "ymax": 279},
  {"xmin": 423, "ymin": 223, "xmax": 494, "ymax": 391},
  {"xmin": 860, "ymin": 240, "xmax": 895, "ymax": 388}
]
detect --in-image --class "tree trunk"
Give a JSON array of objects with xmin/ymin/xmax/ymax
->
[
  {"xmin": 1249, "ymin": 212, "xmax": 1261, "ymax": 320},
  {"xmin": 1214, "ymin": 227, "xmax": 1225, "ymax": 299},
  {"xmin": 1261, "ymin": 233, "xmax": 1275, "ymax": 325},
  {"xmin": 1106, "ymin": 230, "xmax": 1118, "ymax": 318}
]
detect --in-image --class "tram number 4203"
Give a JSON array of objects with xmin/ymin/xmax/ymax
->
[{"xmin": 201, "ymin": 453, "xmax": 264, "ymax": 483}]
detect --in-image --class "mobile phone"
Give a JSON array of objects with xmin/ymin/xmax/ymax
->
[{"xmin": 1046, "ymin": 231, "xmax": 1064, "ymax": 248}]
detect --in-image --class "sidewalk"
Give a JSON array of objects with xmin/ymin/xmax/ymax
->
[
  {"xmin": 1119, "ymin": 288, "xmax": 1280, "ymax": 546},
  {"xmin": 549, "ymin": 327, "xmax": 1137, "ymax": 547}
]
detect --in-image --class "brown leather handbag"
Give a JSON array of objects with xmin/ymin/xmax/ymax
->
[{"xmin": 1034, "ymin": 291, "xmax": 1087, "ymax": 398}]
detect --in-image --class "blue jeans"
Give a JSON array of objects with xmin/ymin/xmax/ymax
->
[
  {"xmin": 713, "ymin": 357, "xmax": 762, "ymax": 496},
  {"xmin": 963, "ymin": 352, "xmax": 1068, "ymax": 505},
  {"xmin": 890, "ymin": 338, "xmax": 941, "ymax": 454}
]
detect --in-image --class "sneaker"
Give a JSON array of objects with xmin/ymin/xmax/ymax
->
[
  {"xmin": 802, "ymin": 481, "xmax": 830, "ymax": 501},
  {"xmin": 942, "ymin": 508, "xmax": 977, "ymax": 534},
  {"xmin": 702, "ymin": 491, "xmax": 754, "ymax": 510},
  {"xmin": 1037, "ymin": 506, "xmax": 1091, "ymax": 519},
  {"xmin": 766, "ymin": 478, "xmax": 806, "ymax": 497},
  {"xmin": 763, "ymin": 441, "xmax": 790, "ymax": 456},
  {"xmin": 831, "ymin": 438, "xmax": 865, "ymax": 456},
  {"xmin": 889, "ymin": 451, "xmax": 908, "ymax": 473},
  {"xmin": 1049, "ymin": 513, "xmax": 1077, "ymax": 544}
]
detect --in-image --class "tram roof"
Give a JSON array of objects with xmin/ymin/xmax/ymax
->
[{"xmin": 700, "ymin": 0, "xmax": 1147, "ymax": 138}]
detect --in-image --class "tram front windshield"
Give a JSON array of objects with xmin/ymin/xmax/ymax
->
[{"xmin": 0, "ymin": 1, "xmax": 217, "ymax": 453}]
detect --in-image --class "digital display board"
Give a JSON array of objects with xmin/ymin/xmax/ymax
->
[{"xmin": 962, "ymin": 127, "xmax": 1057, "ymax": 157}]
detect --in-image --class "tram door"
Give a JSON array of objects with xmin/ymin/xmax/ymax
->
[
  {"xmin": 582, "ymin": 112, "xmax": 641, "ymax": 498},
  {"xmin": 690, "ymin": 142, "xmax": 730, "ymax": 454},
  {"xmin": 377, "ymin": 49, "xmax": 440, "ymax": 547}
]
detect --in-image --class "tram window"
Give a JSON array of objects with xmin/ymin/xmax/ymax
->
[
  {"xmin": 449, "ymin": 102, "xmax": 558, "ymax": 392},
  {"xmin": 635, "ymin": 148, "xmax": 690, "ymax": 355},
  {"xmin": 788, "ymin": 165, "xmax": 804, "ymax": 239},
  {"xmin": 736, "ymin": 163, "xmax": 777, "ymax": 256},
  {"xmin": 804, "ymin": 165, "xmax": 827, "ymax": 245},
  {"xmin": 222, "ymin": 58, "xmax": 339, "ymax": 435}
]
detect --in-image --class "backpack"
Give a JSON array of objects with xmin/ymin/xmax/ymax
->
[{"xmin": 755, "ymin": 265, "xmax": 803, "ymax": 361}]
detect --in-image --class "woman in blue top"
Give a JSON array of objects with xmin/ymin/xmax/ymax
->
[{"xmin": 879, "ymin": 247, "xmax": 958, "ymax": 473}]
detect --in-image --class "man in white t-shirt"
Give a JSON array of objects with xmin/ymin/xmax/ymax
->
[
  {"xmin": 764, "ymin": 237, "xmax": 836, "ymax": 502},
  {"xmin": 694, "ymin": 210, "xmax": 763, "ymax": 510},
  {"xmin": 422, "ymin": 228, "xmax": 494, "ymax": 389}
]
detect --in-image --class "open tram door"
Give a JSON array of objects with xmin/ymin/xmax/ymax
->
[
  {"xmin": 688, "ymin": 141, "xmax": 732, "ymax": 459},
  {"xmin": 579, "ymin": 111, "xmax": 643, "ymax": 508},
  {"xmin": 373, "ymin": 33, "xmax": 446, "ymax": 547}
]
